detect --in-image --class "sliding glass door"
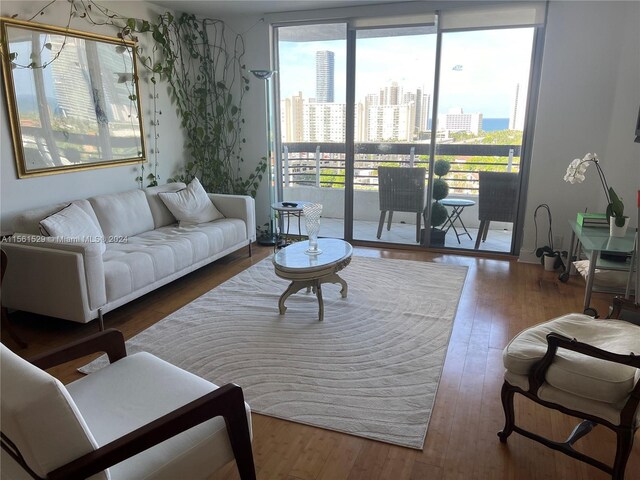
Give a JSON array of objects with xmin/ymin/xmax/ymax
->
[
  {"xmin": 432, "ymin": 28, "xmax": 535, "ymax": 252},
  {"xmin": 275, "ymin": 24, "xmax": 347, "ymax": 240},
  {"xmin": 352, "ymin": 26, "xmax": 437, "ymax": 246},
  {"xmin": 273, "ymin": 5, "xmax": 545, "ymax": 253}
]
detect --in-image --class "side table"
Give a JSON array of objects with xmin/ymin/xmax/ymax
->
[
  {"xmin": 440, "ymin": 199, "xmax": 475, "ymax": 244},
  {"xmin": 271, "ymin": 201, "xmax": 310, "ymax": 247}
]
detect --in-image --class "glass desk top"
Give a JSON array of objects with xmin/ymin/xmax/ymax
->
[{"xmin": 569, "ymin": 220, "xmax": 636, "ymax": 253}]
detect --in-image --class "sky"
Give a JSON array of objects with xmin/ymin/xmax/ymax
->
[{"xmin": 278, "ymin": 27, "xmax": 534, "ymax": 118}]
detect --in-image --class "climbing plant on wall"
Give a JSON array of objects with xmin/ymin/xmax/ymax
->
[
  {"xmin": 6, "ymin": 0, "xmax": 265, "ymax": 197},
  {"xmin": 148, "ymin": 13, "xmax": 266, "ymax": 196}
]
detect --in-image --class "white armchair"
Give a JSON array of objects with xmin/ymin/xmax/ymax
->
[{"xmin": 0, "ymin": 329, "xmax": 256, "ymax": 480}]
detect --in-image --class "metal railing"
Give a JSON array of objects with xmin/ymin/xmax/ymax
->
[{"xmin": 281, "ymin": 142, "xmax": 521, "ymax": 194}]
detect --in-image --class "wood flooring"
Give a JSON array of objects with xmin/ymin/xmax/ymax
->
[{"xmin": 2, "ymin": 245, "xmax": 638, "ymax": 480}]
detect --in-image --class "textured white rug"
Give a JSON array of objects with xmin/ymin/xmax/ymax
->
[{"xmin": 83, "ymin": 255, "xmax": 467, "ymax": 449}]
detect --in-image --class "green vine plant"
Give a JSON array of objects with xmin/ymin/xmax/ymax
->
[
  {"xmin": 147, "ymin": 13, "xmax": 266, "ymax": 196},
  {"xmin": 7, "ymin": 0, "xmax": 266, "ymax": 197}
]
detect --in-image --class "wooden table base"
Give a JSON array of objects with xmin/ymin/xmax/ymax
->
[{"xmin": 277, "ymin": 273, "xmax": 348, "ymax": 321}]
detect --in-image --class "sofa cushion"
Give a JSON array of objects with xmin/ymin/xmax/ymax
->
[
  {"xmin": 13, "ymin": 199, "xmax": 102, "ymax": 236},
  {"xmin": 39, "ymin": 203, "xmax": 106, "ymax": 254},
  {"xmin": 503, "ymin": 313, "xmax": 640, "ymax": 404},
  {"xmin": 66, "ymin": 352, "xmax": 251, "ymax": 480},
  {"xmin": 102, "ymin": 219, "xmax": 247, "ymax": 302},
  {"xmin": 89, "ymin": 189, "xmax": 155, "ymax": 238},
  {"xmin": 144, "ymin": 182, "xmax": 186, "ymax": 229},
  {"xmin": 0, "ymin": 345, "xmax": 108, "ymax": 480},
  {"xmin": 159, "ymin": 178, "xmax": 224, "ymax": 227}
]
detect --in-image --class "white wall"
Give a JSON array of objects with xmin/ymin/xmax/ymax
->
[
  {"xmin": 0, "ymin": 1, "xmax": 186, "ymax": 232},
  {"xmin": 224, "ymin": 1, "xmax": 639, "ymax": 250},
  {"xmin": 519, "ymin": 0, "xmax": 640, "ymax": 261}
]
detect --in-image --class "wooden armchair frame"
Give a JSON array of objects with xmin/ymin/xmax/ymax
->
[
  {"xmin": 1, "ymin": 329, "xmax": 256, "ymax": 480},
  {"xmin": 498, "ymin": 298, "xmax": 640, "ymax": 479}
]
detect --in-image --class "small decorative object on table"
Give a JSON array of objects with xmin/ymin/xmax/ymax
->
[
  {"xmin": 564, "ymin": 153, "xmax": 629, "ymax": 237},
  {"xmin": 303, "ymin": 203, "xmax": 323, "ymax": 255}
]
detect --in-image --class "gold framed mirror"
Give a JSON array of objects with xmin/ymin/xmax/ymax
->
[{"xmin": 0, "ymin": 18, "xmax": 146, "ymax": 177}]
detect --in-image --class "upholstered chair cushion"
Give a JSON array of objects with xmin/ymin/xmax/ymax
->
[
  {"xmin": 66, "ymin": 352, "xmax": 251, "ymax": 479},
  {"xmin": 144, "ymin": 182, "xmax": 186, "ymax": 228},
  {"xmin": 159, "ymin": 177, "xmax": 224, "ymax": 227},
  {"xmin": 0, "ymin": 345, "xmax": 108, "ymax": 480},
  {"xmin": 39, "ymin": 203, "xmax": 106, "ymax": 254},
  {"xmin": 503, "ymin": 313, "xmax": 640, "ymax": 426}
]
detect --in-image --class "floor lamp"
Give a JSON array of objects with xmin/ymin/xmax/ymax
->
[{"xmin": 251, "ymin": 69, "xmax": 279, "ymax": 246}]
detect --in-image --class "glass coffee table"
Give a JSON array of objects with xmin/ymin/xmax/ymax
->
[{"xmin": 272, "ymin": 238, "xmax": 353, "ymax": 321}]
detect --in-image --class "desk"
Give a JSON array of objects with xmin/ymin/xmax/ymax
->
[
  {"xmin": 440, "ymin": 199, "xmax": 475, "ymax": 243},
  {"xmin": 563, "ymin": 220, "xmax": 636, "ymax": 312},
  {"xmin": 271, "ymin": 201, "xmax": 310, "ymax": 247}
]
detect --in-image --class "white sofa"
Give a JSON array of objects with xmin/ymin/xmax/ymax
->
[{"xmin": 1, "ymin": 183, "xmax": 256, "ymax": 328}]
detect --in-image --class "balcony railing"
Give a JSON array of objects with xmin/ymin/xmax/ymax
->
[{"xmin": 281, "ymin": 142, "xmax": 521, "ymax": 195}]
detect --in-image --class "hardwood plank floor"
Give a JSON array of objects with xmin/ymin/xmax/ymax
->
[{"xmin": 2, "ymin": 245, "xmax": 638, "ymax": 479}]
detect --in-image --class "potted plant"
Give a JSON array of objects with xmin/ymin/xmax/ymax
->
[
  {"xmin": 424, "ymin": 160, "xmax": 451, "ymax": 247},
  {"xmin": 564, "ymin": 153, "xmax": 629, "ymax": 237},
  {"xmin": 606, "ymin": 187, "xmax": 629, "ymax": 236}
]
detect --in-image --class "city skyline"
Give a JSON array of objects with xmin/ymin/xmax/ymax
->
[
  {"xmin": 280, "ymin": 72, "xmax": 521, "ymax": 142},
  {"xmin": 278, "ymin": 27, "xmax": 534, "ymax": 118}
]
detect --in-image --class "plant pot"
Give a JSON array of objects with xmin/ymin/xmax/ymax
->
[
  {"xmin": 609, "ymin": 217, "xmax": 629, "ymax": 237},
  {"xmin": 543, "ymin": 253, "xmax": 557, "ymax": 271},
  {"xmin": 430, "ymin": 228, "xmax": 446, "ymax": 247}
]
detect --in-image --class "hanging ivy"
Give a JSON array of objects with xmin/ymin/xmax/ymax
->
[
  {"xmin": 146, "ymin": 13, "xmax": 266, "ymax": 196},
  {"xmin": 6, "ymin": 1, "xmax": 266, "ymax": 197}
]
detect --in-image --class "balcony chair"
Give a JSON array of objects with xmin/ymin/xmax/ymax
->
[
  {"xmin": 498, "ymin": 297, "xmax": 640, "ymax": 479},
  {"xmin": 1, "ymin": 329, "xmax": 256, "ymax": 480},
  {"xmin": 377, "ymin": 166, "xmax": 426, "ymax": 243},
  {"xmin": 474, "ymin": 171, "xmax": 519, "ymax": 249}
]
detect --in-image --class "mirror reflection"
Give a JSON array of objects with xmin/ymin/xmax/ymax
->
[{"xmin": 1, "ymin": 19, "xmax": 145, "ymax": 177}]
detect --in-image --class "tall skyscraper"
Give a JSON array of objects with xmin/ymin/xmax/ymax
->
[{"xmin": 316, "ymin": 51, "xmax": 335, "ymax": 103}]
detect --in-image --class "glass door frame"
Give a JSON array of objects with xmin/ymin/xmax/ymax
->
[
  {"xmin": 271, "ymin": 12, "xmax": 547, "ymax": 255},
  {"xmin": 346, "ymin": 20, "xmax": 439, "ymax": 246}
]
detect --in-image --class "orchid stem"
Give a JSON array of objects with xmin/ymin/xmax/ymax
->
[{"xmin": 593, "ymin": 161, "xmax": 611, "ymax": 205}]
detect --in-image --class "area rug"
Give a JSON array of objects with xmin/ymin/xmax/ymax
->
[{"xmin": 82, "ymin": 255, "xmax": 467, "ymax": 449}]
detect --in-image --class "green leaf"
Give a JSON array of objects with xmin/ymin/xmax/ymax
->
[
  {"xmin": 152, "ymin": 28, "xmax": 166, "ymax": 45},
  {"xmin": 127, "ymin": 18, "xmax": 137, "ymax": 30},
  {"xmin": 9, "ymin": 52, "xmax": 17, "ymax": 61},
  {"xmin": 140, "ymin": 20, "xmax": 151, "ymax": 32},
  {"xmin": 216, "ymin": 105, "xmax": 224, "ymax": 116},
  {"xmin": 44, "ymin": 43, "xmax": 52, "ymax": 50}
]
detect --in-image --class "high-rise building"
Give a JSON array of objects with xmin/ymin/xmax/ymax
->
[
  {"xmin": 366, "ymin": 103, "xmax": 415, "ymax": 142},
  {"xmin": 303, "ymin": 103, "xmax": 345, "ymax": 142},
  {"xmin": 315, "ymin": 51, "xmax": 335, "ymax": 103},
  {"xmin": 280, "ymin": 92, "xmax": 305, "ymax": 141},
  {"xmin": 509, "ymin": 83, "xmax": 526, "ymax": 131},
  {"xmin": 415, "ymin": 88, "xmax": 431, "ymax": 133},
  {"xmin": 440, "ymin": 108, "xmax": 483, "ymax": 135}
]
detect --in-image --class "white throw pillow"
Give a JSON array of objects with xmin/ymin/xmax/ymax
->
[
  {"xmin": 39, "ymin": 203, "xmax": 106, "ymax": 254},
  {"xmin": 158, "ymin": 178, "xmax": 224, "ymax": 226}
]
